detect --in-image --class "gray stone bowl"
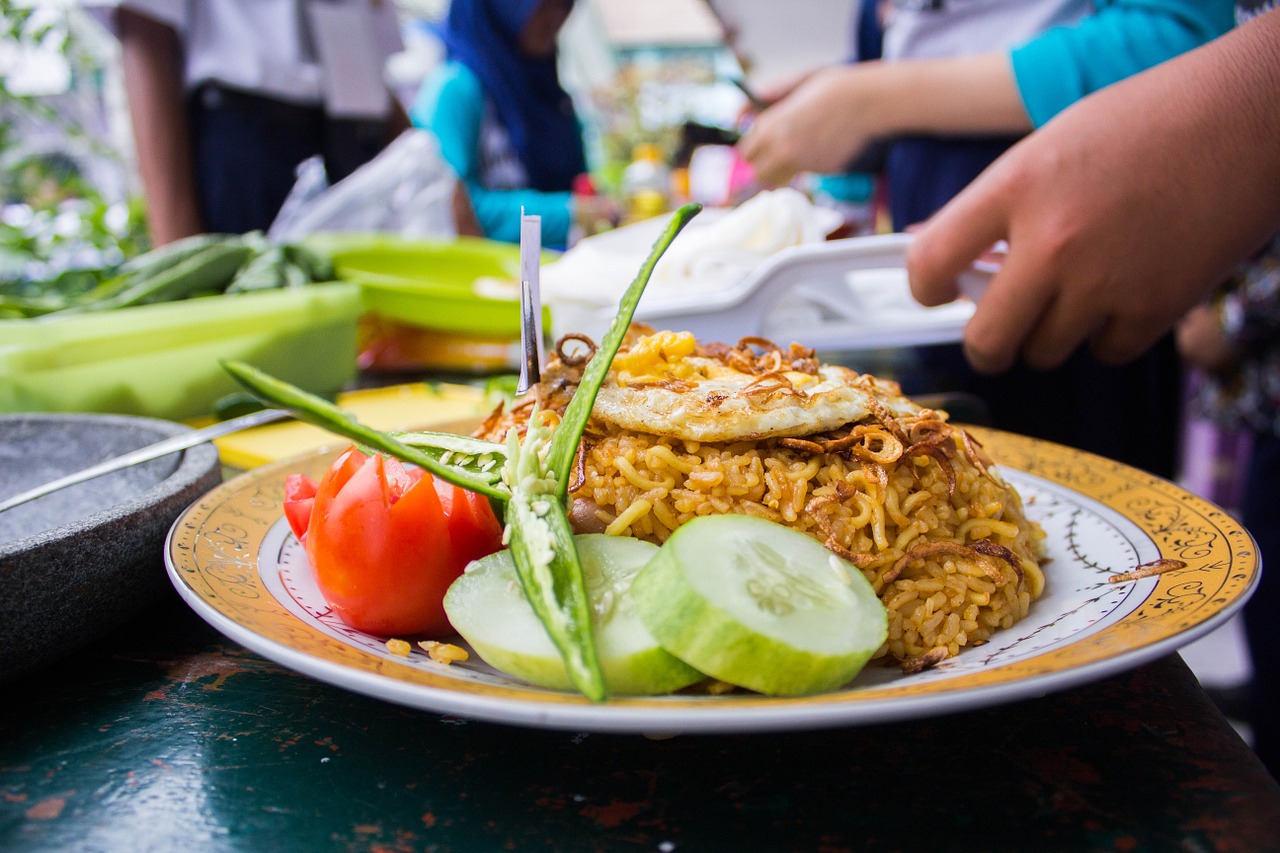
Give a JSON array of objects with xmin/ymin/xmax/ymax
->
[{"xmin": 0, "ymin": 413, "xmax": 222, "ymax": 682}]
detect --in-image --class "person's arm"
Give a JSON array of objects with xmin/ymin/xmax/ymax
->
[
  {"xmin": 117, "ymin": 8, "xmax": 204, "ymax": 244},
  {"xmin": 410, "ymin": 62, "xmax": 575, "ymax": 246},
  {"xmin": 410, "ymin": 62, "xmax": 484, "ymax": 185},
  {"xmin": 1012, "ymin": 0, "xmax": 1234, "ymax": 126},
  {"xmin": 906, "ymin": 9, "xmax": 1280, "ymax": 375},
  {"xmin": 467, "ymin": 186, "xmax": 573, "ymax": 247},
  {"xmin": 738, "ymin": 0, "xmax": 1233, "ymax": 187},
  {"xmin": 739, "ymin": 53, "xmax": 1028, "ymax": 187}
]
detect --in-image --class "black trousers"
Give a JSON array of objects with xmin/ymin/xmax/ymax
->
[{"xmin": 187, "ymin": 83, "xmax": 386, "ymax": 235}]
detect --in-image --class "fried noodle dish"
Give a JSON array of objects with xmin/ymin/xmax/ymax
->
[{"xmin": 477, "ymin": 325, "xmax": 1047, "ymax": 673}]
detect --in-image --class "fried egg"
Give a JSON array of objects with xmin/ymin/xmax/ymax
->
[{"xmin": 591, "ymin": 330, "xmax": 922, "ymax": 442}]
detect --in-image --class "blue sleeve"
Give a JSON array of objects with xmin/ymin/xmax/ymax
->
[
  {"xmin": 467, "ymin": 187, "xmax": 574, "ymax": 247},
  {"xmin": 1009, "ymin": 0, "xmax": 1235, "ymax": 127},
  {"xmin": 409, "ymin": 62, "xmax": 574, "ymax": 247},
  {"xmin": 409, "ymin": 62, "xmax": 484, "ymax": 184}
]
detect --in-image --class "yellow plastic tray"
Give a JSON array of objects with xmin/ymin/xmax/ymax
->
[{"xmin": 207, "ymin": 382, "xmax": 491, "ymax": 470}]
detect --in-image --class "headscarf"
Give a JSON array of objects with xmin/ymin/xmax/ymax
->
[{"xmin": 441, "ymin": 0, "xmax": 586, "ymax": 192}]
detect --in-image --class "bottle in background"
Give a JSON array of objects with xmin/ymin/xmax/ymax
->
[{"xmin": 621, "ymin": 143, "xmax": 671, "ymax": 222}]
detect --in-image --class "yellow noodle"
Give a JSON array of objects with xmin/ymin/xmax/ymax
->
[
  {"xmin": 614, "ymin": 456, "xmax": 674, "ymax": 491},
  {"xmin": 957, "ymin": 517, "xmax": 1024, "ymax": 541},
  {"xmin": 606, "ymin": 498, "xmax": 653, "ymax": 536}
]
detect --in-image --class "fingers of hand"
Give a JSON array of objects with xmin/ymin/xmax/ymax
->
[
  {"xmin": 736, "ymin": 121, "xmax": 793, "ymax": 188},
  {"xmin": 906, "ymin": 185, "xmax": 1012, "ymax": 308},
  {"xmin": 1090, "ymin": 315, "xmax": 1175, "ymax": 366},
  {"xmin": 958, "ymin": 247, "xmax": 1056, "ymax": 375},
  {"xmin": 1016, "ymin": 295, "xmax": 1107, "ymax": 371}
]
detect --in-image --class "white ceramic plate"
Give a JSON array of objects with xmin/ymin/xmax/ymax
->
[{"xmin": 166, "ymin": 427, "xmax": 1258, "ymax": 734}]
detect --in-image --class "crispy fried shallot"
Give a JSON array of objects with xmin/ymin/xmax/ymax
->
[
  {"xmin": 901, "ymin": 646, "xmax": 950, "ymax": 674},
  {"xmin": 742, "ymin": 372, "xmax": 803, "ymax": 404},
  {"xmin": 568, "ymin": 440, "xmax": 591, "ymax": 493},
  {"xmin": 1107, "ymin": 558, "xmax": 1187, "ymax": 584},
  {"xmin": 699, "ymin": 335, "xmax": 821, "ymax": 377},
  {"xmin": 779, "ymin": 437, "xmax": 826, "ymax": 454},
  {"xmin": 779, "ymin": 425, "xmax": 904, "ymax": 464},
  {"xmin": 864, "ymin": 395, "xmax": 909, "ymax": 444},
  {"xmin": 848, "ymin": 427, "xmax": 904, "ymax": 465},
  {"xmin": 970, "ymin": 539, "xmax": 1025, "ymax": 583},
  {"xmin": 958, "ymin": 429, "xmax": 1000, "ymax": 485},
  {"xmin": 883, "ymin": 540, "xmax": 1007, "ymax": 585},
  {"xmin": 477, "ymin": 401, "xmax": 507, "ymax": 439},
  {"xmin": 555, "ymin": 333, "xmax": 598, "ymax": 366},
  {"xmin": 906, "ymin": 442, "xmax": 957, "ymax": 495},
  {"xmin": 908, "ymin": 415, "xmax": 951, "ymax": 446}
]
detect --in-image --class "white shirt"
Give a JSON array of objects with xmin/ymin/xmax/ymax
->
[
  {"xmin": 97, "ymin": 0, "xmax": 401, "ymax": 116},
  {"xmin": 883, "ymin": 0, "xmax": 1093, "ymax": 59}
]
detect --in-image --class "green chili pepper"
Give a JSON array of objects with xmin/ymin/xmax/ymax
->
[
  {"xmin": 546, "ymin": 204, "xmax": 701, "ymax": 490},
  {"xmin": 221, "ymin": 360, "xmax": 507, "ymax": 501}
]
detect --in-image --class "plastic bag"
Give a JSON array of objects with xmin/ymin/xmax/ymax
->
[{"xmin": 268, "ymin": 130, "xmax": 459, "ymax": 243}]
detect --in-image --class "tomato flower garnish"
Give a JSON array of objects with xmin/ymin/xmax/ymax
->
[{"xmin": 288, "ymin": 446, "xmax": 503, "ymax": 637}]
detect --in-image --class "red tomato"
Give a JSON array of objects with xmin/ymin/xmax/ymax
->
[
  {"xmin": 283, "ymin": 473, "xmax": 318, "ymax": 540},
  {"xmin": 432, "ymin": 478, "xmax": 504, "ymax": 566},
  {"xmin": 300, "ymin": 446, "xmax": 503, "ymax": 637}
]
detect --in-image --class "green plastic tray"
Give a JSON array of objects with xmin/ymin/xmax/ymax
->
[
  {"xmin": 317, "ymin": 234, "xmax": 550, "ymax": 336},
  {"xmin": 0, "ymin": 282, "xmax": 362, "ymax": 421}
]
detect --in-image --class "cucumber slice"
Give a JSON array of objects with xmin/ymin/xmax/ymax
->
[
  {"xmin": 444, "ymin": 534, "xmax": 705, "ymax": 695},
  {"xmin": 631, "ymin": 515, "xmax": 887, "ymax": 696}
]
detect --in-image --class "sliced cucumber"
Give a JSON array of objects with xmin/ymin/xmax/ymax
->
[
  {"xmin": 631, "ymin": 515, "xmax": 887, "ymax": 696},
  {"xmin": 444, "ymin": 534, "xmax": 704, "ymax": 695}
]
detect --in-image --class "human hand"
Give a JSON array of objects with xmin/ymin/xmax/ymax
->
[
  {"xmin": 1176, "ymin": 303, "xmax": 1239, "ymax": 376},
  {"xmin": 737, "ymin": 64, "xmax": 882, "ymax": 187},
  {"xmin": 751, "ymin": 68, "xmax": 820, "ymax": 108},
  {"xmin": 906, "ymin": 15, "xmax": 1280, "ymax": 375}
]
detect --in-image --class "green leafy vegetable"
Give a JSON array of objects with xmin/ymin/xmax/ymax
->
[{"xmin": 3, "ymin": 232, "xmax": 337, "ymax": 318}]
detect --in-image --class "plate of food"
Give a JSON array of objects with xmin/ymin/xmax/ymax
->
[{"xmin": 164, "ymin": 207, "xmax": 1258, "ymax": 734}]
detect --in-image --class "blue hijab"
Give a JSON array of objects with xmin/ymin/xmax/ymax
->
[{"xmin": 442, "ymin": 0, "xmax": 586, "ymax": 192}]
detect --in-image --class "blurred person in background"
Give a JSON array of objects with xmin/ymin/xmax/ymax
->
[
  {"xmin": 408, "ymin": 0, "xmax": 617, "ymax": 249},
  {"xmin": 100, "ymin": 0, "xmax": 408, "ymax": 245},
  {"xmin": 739, "ymin": 0, "xmax": 1234, "ymax": 480},
  {"xmin": 904, "ymin": 5, "xmax": 1280, "ymax": 778}
]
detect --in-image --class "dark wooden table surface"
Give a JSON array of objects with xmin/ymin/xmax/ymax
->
[{"xmin": 2, "ymin": 585, "xmax": 1278, "ymax": 853}]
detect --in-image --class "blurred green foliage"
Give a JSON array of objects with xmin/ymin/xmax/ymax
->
[{"xmin": 0, "ymin": 0, "xmax": 150, "ymax": 281}]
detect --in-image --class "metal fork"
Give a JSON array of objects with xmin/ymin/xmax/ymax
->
[{"xmin": 516, "ymin": 212, "xmax": 545, "ymax": 394}]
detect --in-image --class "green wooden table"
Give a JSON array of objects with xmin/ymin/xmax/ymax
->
[{"xmin": 2, "ymin": 587, "xmax": 1278, "ymax": 852}]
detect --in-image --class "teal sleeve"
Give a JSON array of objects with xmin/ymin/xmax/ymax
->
[
  {"xmin": 409, "ymin": 62, "xmax": 484, "ymax": 184},
  {"xmin": 467, "ymin": 187, "xmax": 573, "ymax": 247},
  {"xmin": 408, "ymin": 62, "xmax": 574, "ymax": 247},
  {"xmin": 1010, "ymin": 0, "xmax": 1235, "ymax": 127}
]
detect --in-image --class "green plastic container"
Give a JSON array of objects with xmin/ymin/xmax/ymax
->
[
  {"xmin": 0, "ymin": 282, "xmax": 362, "ymax": 421},
  {"xmin": 316, "ymin": 234, "xmax": 550, "ymax": 336}
]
